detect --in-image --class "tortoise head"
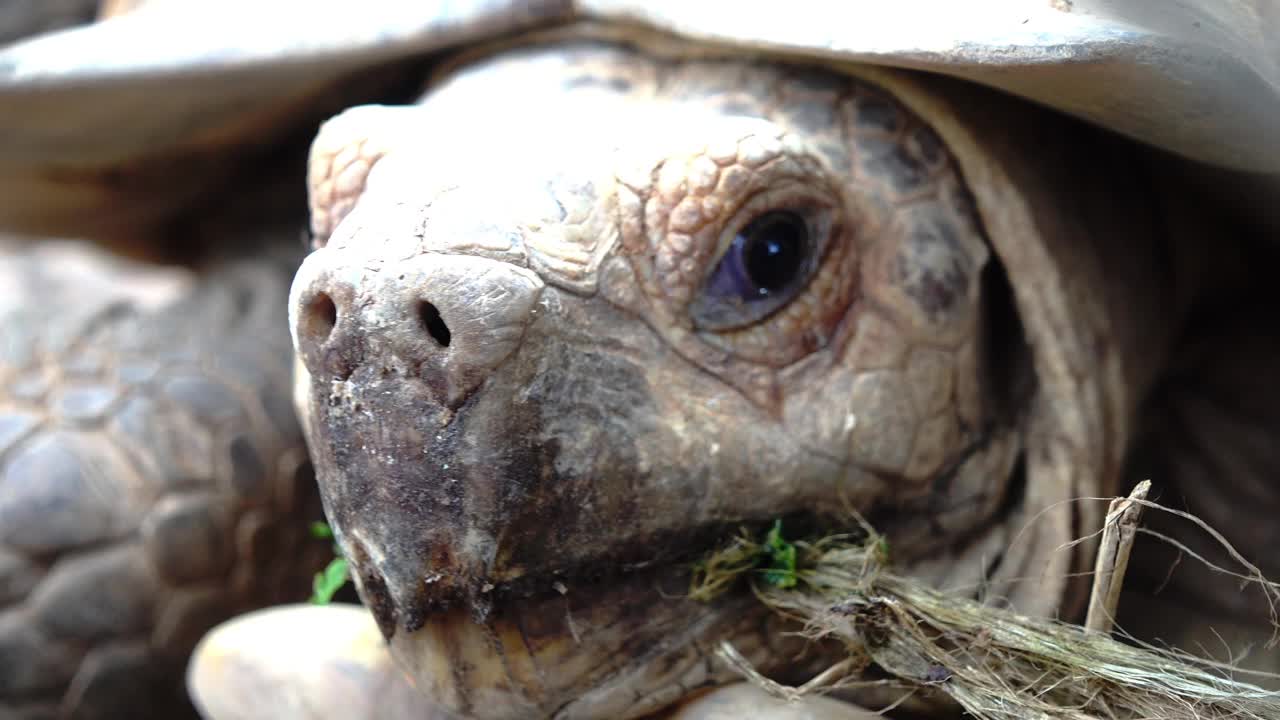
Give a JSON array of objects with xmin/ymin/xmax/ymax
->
[{"xmin": 289, "ymin": 42, "xmax": 1029, "ymax": 719}]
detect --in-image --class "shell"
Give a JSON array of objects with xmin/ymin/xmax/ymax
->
[{"xmin": 0, "ymin": 0, "xmax": 1276, "ymax": 236}]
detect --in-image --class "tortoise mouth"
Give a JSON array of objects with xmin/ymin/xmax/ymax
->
[
  {"xmin": 302, "ymin": 353, "xmax": 831, "ymax": 644},
  {"xmin": 343, "ymin": 512, "xmax": 812, "ymax": 641},
  {"xmin": 356, "ymin": 494, "xmax": 1028, "ymax": 720},
  {"xmin": 370, "ymin": 536, "xmax": 800, "ymax": 720}
]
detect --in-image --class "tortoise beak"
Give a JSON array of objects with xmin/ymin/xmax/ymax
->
[{"xmin": 290, "ymin": 246, "xmax": 547, "ymax": 637}]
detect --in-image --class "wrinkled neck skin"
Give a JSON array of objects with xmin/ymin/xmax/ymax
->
[{"xmin": 289, "ymin": 36, "xmax": 1180, "ymax": 720}]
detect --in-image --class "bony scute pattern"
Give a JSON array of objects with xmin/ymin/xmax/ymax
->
[{"xmin": 0, "ymin": 243, "xmax": 325, "ymax": 719}]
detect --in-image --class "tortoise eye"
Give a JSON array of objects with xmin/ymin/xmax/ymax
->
[
  {"xmin": 691, "ymin": 209, "xmax": 818, "ymax": 330},
  {"xmin": 732, "ymin": 211, "xmax": 810, "ymax": 296}
]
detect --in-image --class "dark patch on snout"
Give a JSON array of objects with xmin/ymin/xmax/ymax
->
[
  {"xmin": 308, "ymin": 365, "xmax": 499, "ymax": 639},
  {"xmin": 472, "ymin": 340, "xmax": 660, "ymax": 573},
  {"xmin": 309, "ymin": 313, "xmax": 694, "ymax": 640}
]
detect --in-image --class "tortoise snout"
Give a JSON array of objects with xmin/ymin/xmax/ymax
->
[{"xmin": 290, "ymin": 249, "xmax": 545, "ymax": 405}]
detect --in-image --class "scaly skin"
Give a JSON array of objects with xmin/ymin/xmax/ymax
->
[
  {"xmin": 0, "ymin": 237, "xmax": 327, "ymax": 719},
  {"xmin": 292, "ymin": 39, "xmax": 1193, "ymax": 718}
]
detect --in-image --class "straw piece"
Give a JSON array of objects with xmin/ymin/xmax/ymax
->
[
  {"xmin": 690, "ymin": 491, "xmax": 1280, "ymax": 720},
  {"xmin": 1085, "ymin": 480, "xmax": 1150, "ymax": 635}
]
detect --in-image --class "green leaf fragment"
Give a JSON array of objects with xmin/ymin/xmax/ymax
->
[
  {"xmin": 310, "ymin": 557, "xmax": 350, "ymax": 604},
  {"xmin": 309, "ymin": 521, "xmax": 334, "ymax": 539},
  {"xmin": 875, "ymin": 535, "xmax": 891, "ymax": 564},
  {"xmin": 762, "ymin": 519, "xmax": 798, "ymax": 588}
]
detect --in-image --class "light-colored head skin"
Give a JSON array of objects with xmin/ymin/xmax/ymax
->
[{"xmin": 289, "ymin": 38, "xmax": 1173, "ymax": 719}]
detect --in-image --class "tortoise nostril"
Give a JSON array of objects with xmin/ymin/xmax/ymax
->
[
  {"xmin": 303, "ymin": 292, "xmax": 338, "ymax": 344},
  {"xmin": 418, "ymin": 301, "xmax": 451, "ymax": 347}
]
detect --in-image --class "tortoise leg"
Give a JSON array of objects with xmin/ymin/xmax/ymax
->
[
  {"xmin": 187, "ymin": 604, "xmax": 427, "ymax": 720},
  {"xmin": 1121, "ymin": 237, "xmax": 1280, "ymax": 678},
  {"xmin": 0, "ymin": 236, "xmax": 328, "ymax": 719}
]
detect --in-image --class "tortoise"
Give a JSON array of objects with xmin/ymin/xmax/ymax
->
[{"xmin": 3, "ymin": 2, "xmax": 1280, "ymax": 719}]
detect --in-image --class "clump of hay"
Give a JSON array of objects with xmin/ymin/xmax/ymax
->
[{"xmin": 690, "ymin": 484, "xmax": 1280, "ymax": 719}]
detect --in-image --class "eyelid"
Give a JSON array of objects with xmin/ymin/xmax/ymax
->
[{"xmin": 707, "ymin": 181, "xmax": 834, "ymax": 263}]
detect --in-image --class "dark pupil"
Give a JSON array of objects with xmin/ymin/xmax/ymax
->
[{"xmin": 739, "ymin": 211, "xmax": 807, "ymax": 295}]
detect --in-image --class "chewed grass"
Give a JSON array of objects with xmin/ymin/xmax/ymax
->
[
  {"xmin": 307, "ymin": 503, "xmax": 1280, "ymax": 717},
  {"xmin": 690, "ymin": 514, "xmax": 1280, "ymax": 720}
]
